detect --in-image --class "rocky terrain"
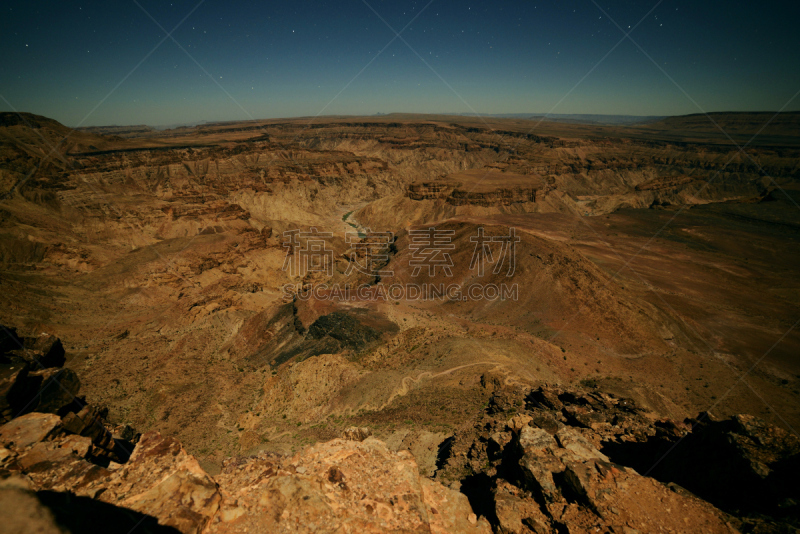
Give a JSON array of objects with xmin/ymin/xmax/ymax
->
[
  {"xmin": 1, "ymin": 110, "xmax": 799, "ymax": 532},
  {"xmin": 1, "ymin": 329, "xmax": 798, "ymax": 533}
]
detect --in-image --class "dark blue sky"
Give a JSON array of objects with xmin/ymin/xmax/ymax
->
[{"xmin": 1, "ymin": 1, "xmax": 798, "ymax": 126}]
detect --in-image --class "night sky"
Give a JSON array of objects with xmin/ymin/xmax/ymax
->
[{"xmin": 1, "ymin": 1, "xmax": 798, "ymax": 127}]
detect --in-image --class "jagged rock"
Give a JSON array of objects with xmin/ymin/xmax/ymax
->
[
  {"xmin": 0, "ymin": 365, "xmax": 34, "ymax": 423},
  {"xmin": 25, "ymin": 368, "xmax": 80, "ymax": 415},
  {"xmin": 530, "ymin": 414, "xmax": 559, "ymax": 435},
  {"xmin": 516, "ymin": 427, "xmax": 563, "ymax": 502},
  {"xmin": 98, "ymin": 432, "xmax": 221, "ymax": 534},
  {"xmin": 488, "ymin": 431, "xmax": 511, "ymax": 460},
  {"xmin": 64, "ymin": 405, "xmax": 120, "ymax": 461},
  {"xmin": 436, "ymin": 384, "xmax": 791, "ymax": 533},
  {"xmin": 0, "ymin": 366, "xmax": 79, "ymax": 423},
  {"xmin": 62, "ymin": 405, "xmax": 109, "ymax": 443},
  {"xmin": 16, "ymin": 434, "xmax": 92, "ymax": 470},
  {"xmin": 420, "ymin": 476, "xmax": 490, "ymax": 534},
  {"xmin": 21, "ymin": 451, "xmax": 113, "ymax": 498},
  {"xmin": 0, "ymin": 412, "xmax": 62, "ymax": 452},
  {"xmin": 212, "ymin": 437, "xmax": 491, "ymax": 533},
  {"xmin": 0, "ymin": 372, "xmax": 795, "ymax": 534},
  {"xmin": 342, "ymin": 426, "xmax": 372, "ymax": 441},
  {"xmin": 481, "ymin": 372, "xmax": 527, "ymax": 415},
  {"xmin": 604, "ymin": 409, "xmax": 800, "ymax": 521},
  {"xmin": 60, "ymin": 404, "xmax": 132, "ymax": 464},
  {"xmin": 493, "ymin": 480, "xmax": 550, "ymax": 534},
  {"xmin": 0, "ymin": 476, "xmax": 183, "ymax": 534},
  {"xmin": 0, "ymin": 329, "xmax": 78, "ymax": 424},
  {"xmin": 1, "ymin": 332, "xmax": 66, "ymax": 370},
  {"xmin": 0, "ymin": 414, "xmax": 121, "ymax": 500},
  {"xmin": 554, "ymin": 427, "xmax": 609, "ymax": 463},
  {"xmin": 514, "ymin": 417, "xmax": 740, "ymax": 532},
  {"xmin": 109, "ymin": 422, "xmax": 140, "ymax": 444},
  {"xmin": 525, "ymin": 385, "xmax": 563, "ymax": 411}
]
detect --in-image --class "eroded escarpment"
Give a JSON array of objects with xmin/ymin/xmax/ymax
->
[
  {"xmin": 1, "ymin": 112, "xmax": 799, "ymax": 533},
  {"xmin": 367, "ymin": 140, "xmax": 796, "ymax": 231}
]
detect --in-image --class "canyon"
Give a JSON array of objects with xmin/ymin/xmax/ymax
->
[{"xmin": 1, "ymin": 111, "xmax": 799, "ymax": 532}]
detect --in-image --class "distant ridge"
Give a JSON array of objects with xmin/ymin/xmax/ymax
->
[
  {"xmin": 642, "ymin": 111, "xmax": 800, "ymax": 137},
  {"xmin": 76, "ymin": 124, "xmax": 156, "ymax": 138},
  {"xmin": 476, "ymin": 113, "xmax": 667, "ymax": 126},
  {"xmin": 0, "ymin": 112, "xmax": 68, "ymax": 130}
]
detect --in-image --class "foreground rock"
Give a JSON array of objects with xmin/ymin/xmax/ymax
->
[
  {"xmin": 1, "ymin": 325, "xmax": 77, "ymax": 424},
  {"xmin": 0, "ymin": 328, "xmax": 796, "ymax": 533},
  {"xmin": 212, "ymin": 437, "xmax": 490, "ymax": 533},
  {"xmin": 436, "ymin": 379, "xmax": 800, "ymax": 533},
  {"xmin": 2, "ymin": 421, "xmax": 490, "ymax": 533},
  {"xmin": 5, "ymin": 383, "xmax": 799, "ymax": 534},
  {"xmin": 0, "ymin": 319, "xmax": 490, "ymax": 534}
]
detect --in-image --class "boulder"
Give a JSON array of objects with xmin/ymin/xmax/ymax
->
[
  {"xmin": 211, "ymin": 437, "xmax": 492, "ymax": 533},
  {"xmin": 0, "ymin": 412, "xmax": 62, "ymax": 452},
  {"xmin": 25, "ymin": 368, "xmax": 80, "ymax": 415},
  {"xmin": 0, "ymin": 365, "xmax": 34, "ymax": 423},
  {"xmin": 99, "ymin": 432, "xmax": 222, "ymax": 534},
  {"xmin": 61, "ymin": 404, "xmax": 122, "ymax": 461},
  {"xmin": 493, "ymin": 480, "xmax": 550, "ymax": 534},
  {"xmin": 7, "ymin": 333, "xmax": 66, "ymax": 369},
  {"xmin": 16, "ymin": 435, "xmax": 92, "ymax": 470},
  {"xmin": 0, "ymin": 367, "xmax": 80, "ymax": 423}
]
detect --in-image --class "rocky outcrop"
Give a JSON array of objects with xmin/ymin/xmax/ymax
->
[
  {"xmin": 212, "ymin": 437, "xmax": 491, "ymax": 533},
  {"xmin": 1, "ymin": 326, "xmax": 138, "ymax": 459},
  {"xmin": 436, "ymin": 380, "xmax": 800, "ymax": 533},
  {"xmin": 1, "ymin": 417, "xmax": 490, "ymax": 533},
  {"xmin": 1, "ymin": 326, "xmax": 80, "ymax": 424},
  {"xmin": 407, "ymin": 182, "xmax": 453, "ymax": 200},
  {"xmin": 2, "ymin": 338, "xmax": 799, "ymax": 534},
  {"xmin": 602, "ymin": 411, "xmax": 800, "ymax": 523},
  {"xmin": 0, "ymin": 328, "xmax": 491, "ymax": 533},
  {"xmin": 1, "ymin": 425, "xmax": 215, "ymax": 532},
  {"xmin": 99, "ymin": 432, "xmax": 221, "ymax": 534},
  {"xmin": 1, "ymin": 328, "xmax": 65, "ymax": 369},
  {"xmin": 447, "ymin": 187, "xmax": 540, "ymax": 207}
]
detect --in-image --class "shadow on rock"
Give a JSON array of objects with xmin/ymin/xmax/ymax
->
[{"xmin": 37, "ymin": 490, "xmax": 181, "ymax": 534}]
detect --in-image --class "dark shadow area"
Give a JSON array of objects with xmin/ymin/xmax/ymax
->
[
  {"xmin": 37, "ymin": 490, "xmax": 181, "ymax": 534},
  {"xmin": 460, "ymin": 473, "xmax": 498, "ymax": 527},
  {"xmin": 600, "ymin": 416, "xmax": 800, "ymax": 524},
  {"xmin": 307, "ymin": 310, "xmax": 391, "ymax": 352},
  {"xmin": 434, "ymin": 436, "xmax": 454, "ymax": 472}
]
